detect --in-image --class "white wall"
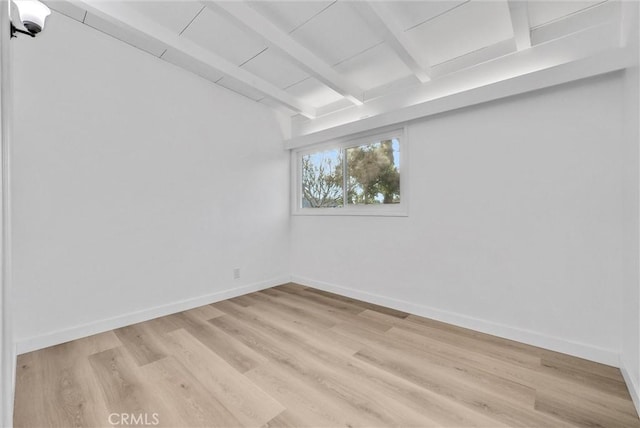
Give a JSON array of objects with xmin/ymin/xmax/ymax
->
[
  {"xmin": 621, "ymin": 62, "xmax": 640, "ymax": 413},
  {"xmin": 292, "ymin": 72, "xmax": 630, "ymax": 366},
  {"xmin": 621, "ymin": 0, "xmax": 640, "ymax": 412},
  {"xmin": 11, "ymin": 11, "xmax": 290, "ymax": 351}
]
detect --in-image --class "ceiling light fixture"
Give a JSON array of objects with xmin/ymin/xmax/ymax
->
[{"xmin": 9, "ymin": 0, "xmax": 51, "ymax": 38}]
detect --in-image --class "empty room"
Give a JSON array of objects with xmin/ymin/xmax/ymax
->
[{"xmin": 1, "ymin": 0, "xmax": 639, "ymax": 426}]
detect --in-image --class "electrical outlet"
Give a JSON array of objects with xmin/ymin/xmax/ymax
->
[{"xmin": 233, "ymin": 268, "xmax": 240, "ymax": 280}]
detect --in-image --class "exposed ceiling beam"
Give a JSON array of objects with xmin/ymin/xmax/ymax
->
[
  {"xmin": 350, "ymin": 2, "xmax": 431, "ymax": 83},
  {"xmin": 431, "ymin": 39, "xmax": 516, "ymax": 79},
  {"xmin": 287, "ymin": 46, "xmax": 632, "ymax": 149},
  {"xmin": 508, "ymin": 0, "xmax": 532, "ymax": 50},
  {"xmin": 531, "ymin": 0, "xmax": 619, "ymax": 46},
  {"xmin": 206, "ymin": 0, "xmax": 365, "ymax": 106},
  {"xmin": 620, "ymin": 0, "xmax": 639, "ymax": 51},
  {"xmin": 289, "ymin": 19, "xmax": 625, "ymax": 142},
  {"xmin": 67, "ymin": 0, "xmax": 317, "ymax": 119}
]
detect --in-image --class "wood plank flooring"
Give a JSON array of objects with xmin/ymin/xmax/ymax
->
[{"xmin": 14, "ymin": 283, "xmax": 640, "ymax": 427}]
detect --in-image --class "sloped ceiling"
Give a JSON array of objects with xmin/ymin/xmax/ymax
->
[{"xmin": 44, "ymin": 0, "xmax": 634, "ymax": 141}]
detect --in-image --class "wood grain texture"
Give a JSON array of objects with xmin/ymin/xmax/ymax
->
[
  {"xmin": 14, "ymin": 283, "xmax": 640, "ymax": 427},
  {"xmin": 113, "ymin": 324, "xmax": 167, "ymax": 366},
  {"xmin": 14, "ymin": 331, "xmax": 120, "ymax": 428}
]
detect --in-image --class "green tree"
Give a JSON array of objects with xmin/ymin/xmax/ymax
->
[
  {"xmin": 301, "ymin": 140, "xmax": 400, "ymax": 208},
  {"xmin": 346, "ymin": 140, "xmax": 399, "ymax": 205}
]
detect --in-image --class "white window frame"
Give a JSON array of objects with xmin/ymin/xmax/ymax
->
[{"xmin": 291, "ymin": 126, "xmax": 408, "ymax": 217}]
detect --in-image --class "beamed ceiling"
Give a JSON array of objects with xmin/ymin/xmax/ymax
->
[{"xmin": 43, "ymin": 1, "xmax": 636, "ymax": 144}]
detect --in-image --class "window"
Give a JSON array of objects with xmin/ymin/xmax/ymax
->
[{"xmin": 293, "ymin": 128, "xmax": 407, "ymax": 216}]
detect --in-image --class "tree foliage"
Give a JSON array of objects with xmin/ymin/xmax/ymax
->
[
  {"xmin": 346, "ymin": 140, "xmax": 399, "ymax": 205},
  {"xmin": 302, "ymin": 140, "xmax": 400, "ymax": 208},
  {"xmin": 301, "ymin": 154, "xmax": 343, "ymax": 208}
]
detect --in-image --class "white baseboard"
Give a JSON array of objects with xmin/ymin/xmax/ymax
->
[
  {"xmin": 291, "ymin": 275, "xmax": 620, "ymax": 367},
  {"xmin": 16, "ymin": 276, "xmax": 290, "ymax": 355},
  {"xmin": 15, "ymin": 273, "xmax": 623, "ymax": 369},
  {"xmin": 620, "ymin": 359, "xmax": 640, "ymax": 418}
]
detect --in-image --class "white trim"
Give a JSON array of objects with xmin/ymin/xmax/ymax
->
[
  {"xmin": 294, "ymin": 124, "xmax": 406, "ymax": 154},
  {"xmin": 291, "ymin": 275, "xmax": 620, "ymax": 367},
  {"xmin": 292, "ymin": 126, "xmax": 408, "ymax": 217},
  {"xmin": 620, "ymin": 360, "xmax": 640, "ymax": 417},
  {"xmin": 0, "ymin": 0, "xmax": 14, "ymax": 425},
  {"xmin": 15, "ymin": 276, "xmax": 290, "ymax": 355},
  {"xmin": 285, "ymin": 46, "xmax": 633, "ymax": 149},
  {"xmin": 292, "ymin": 208, "xmax": 408, "ymax": 218}
]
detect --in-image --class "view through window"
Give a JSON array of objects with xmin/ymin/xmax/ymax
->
[{"xmin": 299, "ymin": 133, "xmax": 402, "ymax": 212}]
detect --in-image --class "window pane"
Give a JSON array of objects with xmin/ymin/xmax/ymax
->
[
  {"xmin": 301, "ymin": 149, "xmax": 343, "ymax": 208},
  {"xmin": 346, "ymin": 138, "xmax": 400, "ymax": 205}
]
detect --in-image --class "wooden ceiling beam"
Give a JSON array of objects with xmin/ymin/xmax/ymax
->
[
  {"xmin": 508, "ymin": 1, "xmax": 532, "ymax": 51},
  {"xmin": 67, "ymin": 0, "xmax": 317, "ymax": 118},
  {"xmin": 206, "ymin": 0, "xmax": 365, "ymax": 106},
  {"xmin": 351, "ymin": 2, "xmax": 431, "ymax": 83}
]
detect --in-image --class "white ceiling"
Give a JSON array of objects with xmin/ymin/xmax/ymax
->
[{"xmin": 44, "ymin": 0, "xmax": 628, "ymax": 136}]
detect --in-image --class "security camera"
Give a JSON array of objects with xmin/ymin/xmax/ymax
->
[{"xmin": 10, "ymin": 0, "xmax": 51, "ymax": 38}]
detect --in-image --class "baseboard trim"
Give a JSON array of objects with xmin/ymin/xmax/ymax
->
[
  {"xmin": 291, "ymin": 275, "xmax": 620, "ymax": 367},
  {"xmin": 16, "ymin": 275, "xmax": 290, "ymax": 355},
  {"xmin": 620, "ymin": 359, "xmax": 640, "ymax": 417},
  {"xmin": 16, "ymin": 274, "xmax": 622, "ymax": 369}
]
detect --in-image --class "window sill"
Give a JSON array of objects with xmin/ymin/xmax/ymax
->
[{"xmin": 292, "ymin": 208, "xmax": 408, "ymax": 217}]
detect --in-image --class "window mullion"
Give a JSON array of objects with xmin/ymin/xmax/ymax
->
[{"xmin": 342, "ymin": 148, "xmax": 347, "ymax": 208}]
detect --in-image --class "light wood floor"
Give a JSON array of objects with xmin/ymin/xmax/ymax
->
[{"xmin": 14, "ymin": 283, "xmax": 640, "ymax": 428}]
